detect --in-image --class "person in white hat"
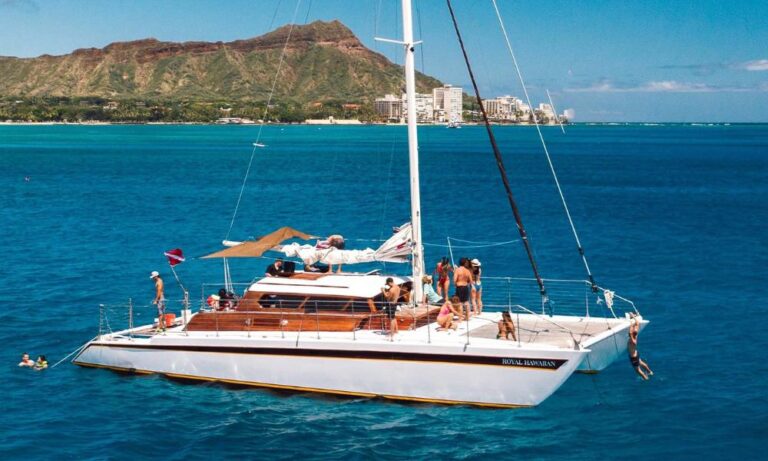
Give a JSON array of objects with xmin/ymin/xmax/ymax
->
[
  {"xmin": 150, "ymin": 271, "xmax": 166, "ymax": 332},
  {"xmin": 470, "ymin": 258, "xmax": 483, "ymax": 314}
]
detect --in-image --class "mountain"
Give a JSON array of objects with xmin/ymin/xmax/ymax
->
[{"xmin": 0, "ymin": 20, "xmax": 442, "ymax": 103}]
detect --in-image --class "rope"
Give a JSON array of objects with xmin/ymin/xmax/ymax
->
[
  {"xmin": 446, "ymin": 237, "xmax": 456, "ymax": 267},
  {"xmin": 424, "ymin": 239, "xmax": 518, "ymax": 249},
  {"xmin": 445, "ymin": 0, "xmax": 548, "ymax": 301},
  {"xmin": 491, "ymin": 0, "xmax": 597, "ymax": 291},
  {"xmin": 225, "ymin": 0, "xmax": 304, "ymax": 241},
  {"xmin": 50, "ymin": 340, "xmax": 92, "ymax": 369}
]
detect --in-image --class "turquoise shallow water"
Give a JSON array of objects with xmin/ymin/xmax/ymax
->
[{"xmin": 1, "ymin": 124, "xmax": 766, "ymax": 460}]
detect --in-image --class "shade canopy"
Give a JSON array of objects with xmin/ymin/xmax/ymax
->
[{"xmin": 202, "ymin": 226, "xmax": 316, "ymax": 259}]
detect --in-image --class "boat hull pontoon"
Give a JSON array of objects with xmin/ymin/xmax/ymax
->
[{"xmin": 74, "ymin": 320, "xmax": 588, "ymax": 408}]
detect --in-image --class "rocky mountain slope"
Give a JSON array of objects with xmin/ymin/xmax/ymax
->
[{"xmin": 0, "ymin": 20, "xmax": 441, "ymax": 103}]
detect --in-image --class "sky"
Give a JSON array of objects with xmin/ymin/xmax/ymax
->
[{"xmin": 0, "ymin": 0, "xmax": 766, "ymax": 122}]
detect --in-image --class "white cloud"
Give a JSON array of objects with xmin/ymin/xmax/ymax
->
[
  {"xmin": 737, "ymin": 59, "xmax": 768, "ymax": 71},
  {"xmin": 565, "ymin": 80, "xmax": 760, "ymax": 93}
]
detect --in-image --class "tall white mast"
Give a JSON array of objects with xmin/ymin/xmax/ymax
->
[{"xmin": 401, "ymin": 0, "xmax": 424, "ymax": 302}]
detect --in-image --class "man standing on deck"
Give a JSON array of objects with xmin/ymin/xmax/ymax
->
[
  {"xmin": 628, "ymin": 314, "xmax": 653, "ymax": 380},
  {"xmin": 150, "ymin": 271, "xmax": 166, "ymax": 332},
  {"xmin": 381, "ymin": 277, "xmax": 401, "ymax": 338},
  {"xmin": 453, "ymin": 258, "xmax": 473, "ymax": 318}
]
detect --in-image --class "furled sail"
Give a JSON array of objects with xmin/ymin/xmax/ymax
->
[{"xmin": 281, "ymin": 223, "xmax": 412, "ymax": 265}]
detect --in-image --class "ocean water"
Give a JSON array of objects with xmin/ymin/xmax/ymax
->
[{"xmin": 1, "ymin": 124, "xmax": 766, "ymax": 460}]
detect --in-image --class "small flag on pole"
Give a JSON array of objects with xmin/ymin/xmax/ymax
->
[{"xmin": 164, "ymin": 248, "xmax": 185, "ymax": 267}]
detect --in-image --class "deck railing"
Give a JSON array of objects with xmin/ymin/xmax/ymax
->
[
  {"xmin": 94, "ymin": 276, "xmax": 638, "ymax": 349},
  {"xmin": 478, "ymin": 277, "xmax": 638, "ymax": 319}
]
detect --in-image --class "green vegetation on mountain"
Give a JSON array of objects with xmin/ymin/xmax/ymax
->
[{"xmin": 0, "ymin": 20, "xmax": 442, "ymax": 122}]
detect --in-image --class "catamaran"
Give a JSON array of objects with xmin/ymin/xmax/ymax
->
[{"xmin": 73, "ymin": 0, "xmax": 646, "ymax": 407}]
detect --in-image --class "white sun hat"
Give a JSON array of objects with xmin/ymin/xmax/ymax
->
[
  {"xmin": 471, "ymin": 258, "xmax": 481, "ymax": 266},
  {"xmin": 150, "ymin": 270, "xmax": 160, "ymax": 279}
]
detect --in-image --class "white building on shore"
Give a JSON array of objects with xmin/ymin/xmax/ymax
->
[
  {"xmin": 373, "ymin": 94, "xmax": 403, "ymax": 122},
  {"xmin": 374, "ymin": 92, "xmax": 435, "ymax": 123},
  {"xmin": 433, "ymin": 84, "xmax": 463, "ymax": 123},
  {"xmin": 406, "ymin": 92, "xmax": 434, "ymax": 123},
  {"xmin": 375, "ymin": 85, "xmax": 565, "ymax": 125}
]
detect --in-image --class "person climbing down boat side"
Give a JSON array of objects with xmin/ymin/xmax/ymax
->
[{"xmin": 628, "ymin": 314, "xmax": 653, "ymax": 380}]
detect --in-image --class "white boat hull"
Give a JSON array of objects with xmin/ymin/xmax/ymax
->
[{"xmin": 74, "ymin": 331, "xmax": 587, "ymax": 407}]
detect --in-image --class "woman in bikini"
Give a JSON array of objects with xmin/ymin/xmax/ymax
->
[
  {"xmin": 434, "ymin": 257, "xmax": 452, "ymax": 300},
  {"xmin": 470, "ymin": 258, "xmax": 483, "ymax": 315},
  {"xmin": 497, "ymin": 311, "xmax": 517, "ymax": 341},
  {"xmin": 436, "ymin": 296, "xmax": 463, "ymax": 330}
]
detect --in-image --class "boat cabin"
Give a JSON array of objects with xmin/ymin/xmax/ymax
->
[{"xmin": 186, "ymin": 272, "xmax": 438, "ymax": 332}]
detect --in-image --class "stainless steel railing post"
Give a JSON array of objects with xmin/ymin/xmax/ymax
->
[{"xmin": 128, "ymin": 298, "xmax": 133, "ymax": 339}]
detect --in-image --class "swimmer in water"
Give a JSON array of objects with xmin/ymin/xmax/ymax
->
[
  {"xmin": 34, "ymin": 355, "xmax": 48, "ymax": 371},
  {"xmin": 18, "ymin": 352, "xmax": 35, "ymax": 367}
]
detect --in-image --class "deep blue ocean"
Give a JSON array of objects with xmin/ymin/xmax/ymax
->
[{"xmin": 1, "ymin": 124, "xmax": 766, "ymax": 460}]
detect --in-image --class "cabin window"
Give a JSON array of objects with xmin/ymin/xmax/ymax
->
[
  {"xmin": 304, "ymin": 297, "xmax": 354, "ymax": 312},
  {"xmin": 261, "ymin": 294, "xmax": 306, "ymax": 309}
]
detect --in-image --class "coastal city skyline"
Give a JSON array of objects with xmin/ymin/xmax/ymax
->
[
  {"xmin": 373, "ymin": 85, "xmax": 566, "ymax": 125},
  {"xmin": 1, "ymin": 0, "xmax": 766, "ymax": 122}
]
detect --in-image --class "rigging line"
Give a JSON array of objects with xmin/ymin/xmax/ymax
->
[
  {"xmin": 50, "ymin": 340, "xmax": 93, "ymax": 369},
  {"xmin": 445, "ymin": 0, "xmax": 548, "ymax": 301},
  {"xmin": 373, "ymin": 0, "xmax": 383, "ymax": 45},
  {"xmin": 491, "ymin": 0, "xmax": 597, "ymax": 292},
  {"xmin": 225, "ymin": 0, "xmax": 304, "ymax": 241},
  {"xmin": 415, "ymin": 0, "xmax": 427, "ymax": 76},
  {"xmin": 424, "ymin": 240, "xmax": 519, "ymax": 249},
  {"xmin": 377, "ymin": 0, "xmax": 404, "ymax": 242},
  {"xmin": 546, "ymin": 89, "xmax": 566, "ymax": 134},
  {"xmin": 268, "ymin": 0, "xmax": 284, "ymax": 30},
  {"xmin": 446, "ymin": 236, "xmax": 519, "ymax": 245}
]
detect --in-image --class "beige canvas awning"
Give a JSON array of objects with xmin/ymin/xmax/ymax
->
[{"xmin": 202, "ymin": 226, "xmax": 317, "ymax": 259}]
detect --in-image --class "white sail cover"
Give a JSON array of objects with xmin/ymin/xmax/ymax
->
[{"xmin": 281, "ymin": 223, "xmax": 412, "ymax": 266}]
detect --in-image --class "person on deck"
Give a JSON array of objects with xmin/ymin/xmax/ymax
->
[
  {"xmin": 470, "ymin": 258, "xmax": 483, "ymax": 315},
  {"xmin": 453, "ymin": 258, "xmax": 473, "ymax": 318},
  {"xmin": 497, "ymin": 311, "xmax": 517, "ymax": 341},
  {"xmin": 18, "ymin": 353, "xmax": 35, "ymax": 367},
  {"xmin": 421, "ymin": 275, "xmax": 443, "ymax": 306},
  {"xmin": 34, "ymin": 355, "xmax": 48, "ymax": 371},
  {"xmin": 218, "ymin": 288, "xmax": 236, "ymax": 310},
  {"xmin": 150, "ymin": 271, "xmax": 166, "ymax": 332},
  {"xmin": 381, "ymin": 277, "xmax": 401, "ymax": 337},
  {"xmin": 317, "ymin": 235, "xmax": 345, "ymax": 273},
  {"xmin": 628, "ymin": 314, "xmax": 653, "ymax": 380},
  {"xmin": 434, "ymin": 257, "xmax": 452, "ymax": 300},
  {"xmin": 399, "ymin": 282, "xmax": 413, "ymax": 304},
  {"xmin": 436, "ymin": 296, "xmax": 463, "ymax": 331},
  {"xmin": 265, "ymin": 259, "xmax": 284, "ymax": 277}
]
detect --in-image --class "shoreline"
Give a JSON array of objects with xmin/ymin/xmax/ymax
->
[{"xmin": 0, "ymin": 121, "xmax": 758, "ymax": 127}]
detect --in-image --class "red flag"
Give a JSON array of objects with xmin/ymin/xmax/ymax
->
[{"xmin": 164, "ymin": 248, "xmax": 185, "ymax": 267}]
